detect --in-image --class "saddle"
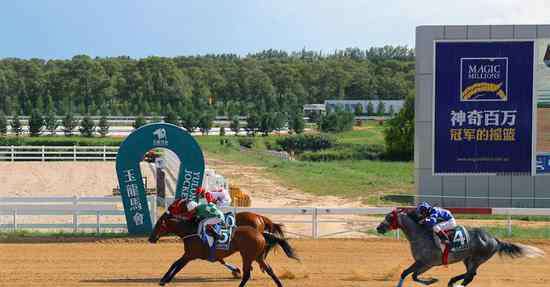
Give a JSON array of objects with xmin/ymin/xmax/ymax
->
[
  {"xmin": 434, "ymin": 226, "xmax": 469, "ymax": 265},
  {"xmin": 199, "ymin": 212, "xmax": 236, "ymax": 251}
]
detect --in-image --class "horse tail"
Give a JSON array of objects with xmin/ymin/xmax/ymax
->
[
  {"xmin": 496, "ymin": 239, "xmax": 545, "ymax": 259},
  {"xmin": 260, "ymin": 215, "xmax": 286, "ymax": 239},
  {"xmin": 262, "ymin": 232, "xmax": 300, "ymax": 262}
]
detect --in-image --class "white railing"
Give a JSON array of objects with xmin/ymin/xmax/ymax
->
[
  {"xmin": 0, "ymin": 196, "xmax": 156, "ymax": 233},
  {"xmin": 2, "ymin": 197, "xmax": 550, "ymax": 238},
  {"xmin": 0, "ymin": 146, "xmax": 119, "ymax": 161}
]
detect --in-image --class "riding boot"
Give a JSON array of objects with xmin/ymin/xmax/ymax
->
[{"xmin": 208, "ymin": 241, "xmax": 217, "ymax": 262}]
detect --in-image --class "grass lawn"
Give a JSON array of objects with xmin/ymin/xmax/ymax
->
[
  {"xmin": 335, "ymin": 122, "xmax": 386, "ymax": 146},
  {"xmin": 196, "ymin": 129, "xmax": 414, "ymax": 204}
]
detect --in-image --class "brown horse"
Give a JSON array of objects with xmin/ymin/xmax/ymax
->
[
  {"xmin": 203, "ymin": 211, "xmax": 286, "ymax": 278},
  {"xmin": 148, "ymin": 212, "xmax": 299, "ymax": 286},
  {"xmin": 166, "ymin": 205, "xmax": 286, "ymax": 278}
]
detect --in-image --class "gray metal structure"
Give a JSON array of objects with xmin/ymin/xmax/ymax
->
[{"xmin": 416, "ymin": 25, "xmax": 550, "ymax": 208}]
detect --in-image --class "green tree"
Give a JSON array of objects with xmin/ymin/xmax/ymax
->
[
  {"xmin": 98, "ymin": 114, "xmax": 109, "ymax": 137},
  {"xmin": 377, "ymin": 101, "xmax": 386, "ymax": 116},
  {"xmin": 259, "ymin": 112, "xmax": 274, "ymax": 136},
  {"xmin": 384, "ymin": 94, "xmax": 414, "ymax": 160},
  {"xmin": 179, "ymin": 110, "xmax": 197, "ymax": 132},
  {"xmin": 164, "ymin": 107, "xmax": 179, "ymax": 126},
  {"xmin": 366, "ymin": 102, "xmax": 375, "ymax": 116},
  {"xmin": 0, "ymin": 112, "xmax": 7, "ymax": 136},
  {"xmin": 0, "ymin": 46, "xmax": 415, "ymax": 123},
  {"xmin": 320, "ymin": 110, "xmax": 354, "ymax": 133},
  {"xmin": 62, "ymin": 113, "xmax": 77, "ymax": 136},
  {"xmin": 258, "ymin": 112, "xmax": 286, "ymax": 136},
  {"xmin": 245, "ymin": 112, "xmax": 260, "ymax": 136},
  {"xmin": 11, "ymin": 114, "xmax": 23, "ymax": 136},
  {"xmin": 79, "ymin": 115, "xmax": 96, "ymax": 137},
  {"xmin": 230, "ymin": 115, "xmax": 240, "ymax": 135},
  {"xmin": 133, "ymin": 115, "xmax": 147, "ymax": 129},
  {"xmin": 198, "ymin": 111, "xmax": 215, "ymax": 135},
  {"xmin": 289, "ymin": 109, "xmax": 305, "ymax": 134},
  {"xmin": 388, "ymin": 105, "xmax": 395, "ymax": 116},
  {"xmin": 28, "ymin": 109, "xmax": 45, "ymax": 137},
  {"xmin": 44, "ymin": 112, "xmax": 59, "ymax": 135},
  {"xmin": 354, "ymin": 103, "xmax": 364, "ymax": 116}
]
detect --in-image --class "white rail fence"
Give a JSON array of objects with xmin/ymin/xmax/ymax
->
[
  {"xmin": 2, "ymin": 197, "xmax": 550, "ymax": 238},
  {"xmin": 0, "ymin": 146, "xmax": 119, "ymax": 161}
]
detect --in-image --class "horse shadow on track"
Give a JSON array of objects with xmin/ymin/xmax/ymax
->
[{"xmin": 81, "ymin": 277, "xmax": 238, "ymax": 284}]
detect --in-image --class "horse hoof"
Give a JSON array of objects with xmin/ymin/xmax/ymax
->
[
  {"xmin": 232, "ymin": 270, "xmax": 242, "ymax": 279},
  {"xmin": 425, "ymin": 278, "xmax": 438, "ymax": 285},
  {"xmin": 159, "ymin": 281, "xmax": 166, "ymax": 286}
]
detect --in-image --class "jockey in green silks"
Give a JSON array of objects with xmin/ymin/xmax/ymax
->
[{"xmin": 187, "ymin": 187, "xmax": 226, "ymax": 261}]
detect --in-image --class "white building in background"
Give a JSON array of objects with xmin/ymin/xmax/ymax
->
[{"xmin": 324, "ymin": 100, "xmax": 404, "ymax": 115}]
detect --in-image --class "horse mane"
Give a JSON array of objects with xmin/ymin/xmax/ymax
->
[
  {"xmin": 401, "ymin": 209, "xmax": 433, "ymax": 234},
  {"xmin": 404, "ymin": 209, "xmax": 421, "ymax": 222}
]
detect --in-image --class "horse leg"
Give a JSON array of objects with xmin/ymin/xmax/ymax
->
[
  {"xmin": 219, "ymin": 259, "xmax": 241, "ymax": 278},
  {"xmin": 396, "ymin": 261, "xmax": 428, "ymax": 287},
  {"xmin": 460, "ymin": 257, "xmax": 485, "ymax": 286},
  {"xmin": 159, "ymin": 256, "xmax": 190, "ymax": 286},
  {"xmin": 238, "ymin": 259, "xmax": 253, "ymax": 287},
  {"xmin": 448, "ymin": 274, "xmax": 466, "ymax": 287},
  {"xmin": 411, "ymin": 263, "xmax": 437, "ymax": 285},
  {"xmin": 447, "ymin": 258, "xmax": 483, "ymax": 287},
  {"xmin": 258, "ymin": 259, "xmax": 283, "ymax": 287}
]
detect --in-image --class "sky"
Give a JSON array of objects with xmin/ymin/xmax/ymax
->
[{"xmin": 0, "ymin": 0, "xmax": 548, "ymax": 59}]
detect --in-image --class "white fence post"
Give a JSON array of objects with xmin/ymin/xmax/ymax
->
[
  {"xmin": 42, "ymin": 146, "xmax": 45, "ymax": 162},
  {"xmin": 312, "ymin": 208, "xmax": 318, "ymax": 239},
  {"xmin": 96, "ymin": 211, "xmax": 100, "ymax": 235},
  {"xmin": 103, "ymin": 146, "xmax": 106, "ymax": 161},
  {"xmin": 12, "ymin": 210, "xmax": 17, "ymax": 232},
  {"xmin": 73, "ymin": 196, "xmax": 78, "ymax": 232},
  {"xmin": 10, "ymin": 145, "xmax": 14, "ymax": 162},
  {"xmin": 508, "ymin": 214, "xmax": 512, "ymax": 236}
]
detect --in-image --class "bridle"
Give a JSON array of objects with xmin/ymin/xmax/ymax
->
[
  {"xmin": 389, "ymin": 209, "xmax": 401, "ymax": 230},
  {"xmin": 155, "ymin": 211, "xmax": 199, "ymax": 241}
]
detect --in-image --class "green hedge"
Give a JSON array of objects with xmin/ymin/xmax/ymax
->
[
  {"xmin": 299, "ymin": 143, "xmax": 385, "ymax": 161},
  {"xmin": 0, "ymin": 136, "xmax": 124, "ymax": 146},
  {"xmin": 237, "ymin": 137, "xmax": 256, "ymax": 148},
  {"xmin": 276, "ymin": 134, "xmax": 337, "ymax": 153}
]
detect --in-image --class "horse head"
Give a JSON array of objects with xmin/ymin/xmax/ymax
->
[
  {"xmin": 376, "ymin": 208, "xmax": 402, "ymax": 234},
  {"xmin": 148, "ymin": 211, "xmax": 193, "ymax": 243}
]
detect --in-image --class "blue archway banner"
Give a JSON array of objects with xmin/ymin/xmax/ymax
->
[
  {"xmin": 116, "ymin": 123, "xmax": 205, "ymax": 235},
  {"xmin": 434, "ymin": 41, "xmax": 534, "ymax": 175}
]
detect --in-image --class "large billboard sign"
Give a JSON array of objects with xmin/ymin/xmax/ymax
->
[{"xmin": 434, "ymin": 41, "xmax": 535, "ymax": 175}]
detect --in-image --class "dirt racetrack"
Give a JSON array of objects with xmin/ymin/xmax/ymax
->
[{"xmin": 1, "ymin": 239, "xmax": 549, "ymax": 287}]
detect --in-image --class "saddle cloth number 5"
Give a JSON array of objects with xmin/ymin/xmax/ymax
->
[
  {"xmin": 218, "ymin": 229, "xmax": 230, "ymax": 244},
  {"xmin": 217, "ymin": 213, "xmax": 236, "ymax": 246}
]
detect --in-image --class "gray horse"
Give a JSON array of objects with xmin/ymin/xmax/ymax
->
[{"xmin": 376, "ymin": 209, "xmax": 544, "ymax": 287}]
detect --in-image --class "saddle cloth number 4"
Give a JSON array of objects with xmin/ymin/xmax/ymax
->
[{"xmin": 451, "ymin": 227, "xmax": 468, "ymax": 251}]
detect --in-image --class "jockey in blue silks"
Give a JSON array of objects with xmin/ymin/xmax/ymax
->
[{"xmin": 416, "ymin": 202, "xmax": 456, "ymax": 244}]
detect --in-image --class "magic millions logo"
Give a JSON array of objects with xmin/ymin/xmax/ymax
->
[{"xmin": 460, "ymin": 58, "xmax": 508, "ymax": 102}]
